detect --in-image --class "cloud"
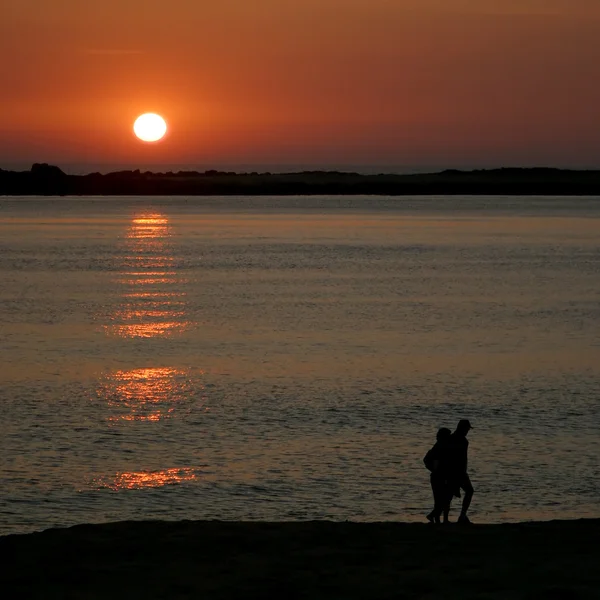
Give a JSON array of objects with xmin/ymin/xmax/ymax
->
[
  {"xmin": 84, "ymin": 49, "xmax": 144, "ymax": 56},
  {"xmin": 411, "ymin": 0, "xmax": 600, "ymax": 18},
  {"xmin": 465, "ymin": 0, "xmax": 600, "ymax": 17}
]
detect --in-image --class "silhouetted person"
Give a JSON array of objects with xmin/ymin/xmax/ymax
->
[
  {"xmin": 448, "ymin": 419, "xmax": 474, "ymax": 524},
  {"xmin": 423, "ymin": 427, "xmax": 454, "ymax": 524}
]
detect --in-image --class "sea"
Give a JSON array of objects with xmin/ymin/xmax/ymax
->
[{"xmin": 1, "ymin": 195, "xmax": 599, "ymax": 535}]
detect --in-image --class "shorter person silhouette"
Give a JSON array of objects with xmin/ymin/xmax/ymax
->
[{"xmin": 423, "ymin": 427, "xmax": 456, "ymax": 524}]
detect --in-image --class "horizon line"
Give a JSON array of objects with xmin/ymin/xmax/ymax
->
[{"xmin": 3, "ymin": 162, "xmax": 600, "ymax": 177}]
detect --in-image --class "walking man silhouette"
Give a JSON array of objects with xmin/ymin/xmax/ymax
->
[{"xmin": 448, "ymin": 419, "xmax": 474, "ymax": 524}]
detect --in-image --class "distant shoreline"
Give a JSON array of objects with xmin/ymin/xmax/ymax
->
[
  {"xmin": 2, "ymin": 519, "xmax": 598, "ymax": 598},
  {"xmin": 2, "ymin": 163, "xmax": 600, "ymax": 196}
]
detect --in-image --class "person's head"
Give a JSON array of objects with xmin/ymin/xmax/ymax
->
[
  {"xmin": 436, "ymin": 427, "xmax": 452, "ymax": 442},
  {"xmin": 456, "ymin": 419, "xmax": 473, "ymax": 436}
]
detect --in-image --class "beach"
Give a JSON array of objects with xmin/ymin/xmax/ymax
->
[{"xmin": 2, "ymin": 519, "xmax": 598, "ymax": 599}]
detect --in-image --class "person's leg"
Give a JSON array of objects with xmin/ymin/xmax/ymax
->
[
  {"xmin": 433, "ymin": 486, "xmax": 443, "ymax": 523},
  {"xmin": 459, "ymin": 474, "xmax": 474, "ymax": 522},
  {"xmin": 443, "ymin": 483, "xmax": 452, "ymax": 523},
  {"xmin": 442, "ymin": 496, "xmax": 451, "ymax": 523},
  {"xmin": 426, "ymin": 475, "xmax": 437, "ymax": 522},
  {"xmin": 428, "ymin": 476, "xmax": 443, "ymax": 523}
]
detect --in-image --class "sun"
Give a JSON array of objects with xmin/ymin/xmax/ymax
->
[{"xmin": 133, "ymin": 113, "xmax": 167, "ymax": 142}]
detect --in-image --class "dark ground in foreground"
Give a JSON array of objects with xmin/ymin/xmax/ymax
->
[{"xmin": 2, "ymin": 519, "xmax": 598, "ymax": 599}]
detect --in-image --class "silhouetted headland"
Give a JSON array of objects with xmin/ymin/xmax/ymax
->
[
  {"xmin": 1, "ymin": 519, "xmax": 598, "ymax": 598},
  {"xmin": 2, "ymin": 163, "xmax": 600, "ymax": 195}
]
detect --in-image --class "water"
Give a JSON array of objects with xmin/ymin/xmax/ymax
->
[{"xmin": 1, "ymin": 195, "xmax": 599, "ymax": 535}]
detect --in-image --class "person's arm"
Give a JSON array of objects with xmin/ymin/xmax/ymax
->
[
  {"xmin": 427, "ymin": 443, "xmax": 444, "ymax": 472},
  {"xmin": 423, "ymin": 449, "xmax": 433, "ymax": 470},
  {"xmin": 424, "ymin": 446, "xmax": 439, "ymax": 472}
]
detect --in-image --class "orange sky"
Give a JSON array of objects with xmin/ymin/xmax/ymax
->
[{"xmin": 1, "ymin": 0, "xmax": 599, "ymax": 170}]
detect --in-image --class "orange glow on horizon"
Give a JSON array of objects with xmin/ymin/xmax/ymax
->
[{"xmin": 2, "ymin": 1, "xmax": 599, "ymax": 167}]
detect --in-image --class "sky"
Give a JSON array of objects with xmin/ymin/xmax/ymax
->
[{"xmin": 1, "ymin": 0, "xmax": 600, "ymax": 172}]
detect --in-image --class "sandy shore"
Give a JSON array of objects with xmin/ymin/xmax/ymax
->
[{"xmin": 2, "ymin": 519, "xmax": 598, "ymax": 599}]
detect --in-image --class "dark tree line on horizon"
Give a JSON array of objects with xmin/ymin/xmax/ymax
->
[{"xmin": 1, "ymin": 162, "xmax": 600, "ymax": 196}]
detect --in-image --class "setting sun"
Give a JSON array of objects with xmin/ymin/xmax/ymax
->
[{"xmin": 133, "ymin": 113, "xmax": 167, "ymax": 143}]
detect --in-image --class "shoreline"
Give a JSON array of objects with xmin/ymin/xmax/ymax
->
[{"xmin": 2, "ymin": 518, "xmax": 598, "ymax": 598}]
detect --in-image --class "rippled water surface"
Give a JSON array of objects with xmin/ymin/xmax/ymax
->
[{"xmin": 1, "ymin": 195, "xmax": 599, "ymax": 535}]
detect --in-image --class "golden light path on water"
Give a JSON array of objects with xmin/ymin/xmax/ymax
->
[
  {"xmin": 95, "ymin": 212, "xmax": 202, "ymax": 490},
  {"xmin": 104, "ymin": 213, "xmax": 192, "ymax": 339}
]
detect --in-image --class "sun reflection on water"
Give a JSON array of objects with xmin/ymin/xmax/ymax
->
[
  {"xmin": 105, "ymin": 212, "xmax": 193, "ymax": 338},
  {"xmin": 97, "ymin": 366, "xmax": 203, "ymax": 422},
  {"xmin": 129, "ymin": 215, "xmax": 169, "ymax": 237},
  {"xmin": 109, "ymin": 322, "xmax": 190, "ymax": 338},
  {"xmin": 91, "ymin": 467, "xmax": 201, "ymax": 490}
]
